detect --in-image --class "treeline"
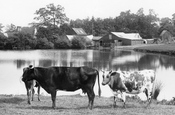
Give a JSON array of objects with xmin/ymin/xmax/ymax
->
[
  {"xmin": 0, "ymin": 4, "xmax": 175, "ymax": 50},
  {"xmin": 70, "ymin": 8, "xmax": 175, "ymax": 38},
  {"xmin": 0, "ymin": 31, "xmax": 90, "ymax": 50}
]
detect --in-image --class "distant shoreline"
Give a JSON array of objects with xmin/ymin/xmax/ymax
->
[{"xmin": 116, "ymin": 44, "xmax": 175, "ymax": 56}]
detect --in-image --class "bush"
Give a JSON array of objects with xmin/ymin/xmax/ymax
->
[
  {"xmin": 35, "ymin": 37, "xmax": 54, "ymax": 49},
  {"xmin": 54, "ymin": 36, "xmax": 71, "ymax": 49},
  {"xmin": 71, "ymin": 36, "xmax": 86, "ymax": 49},
  {"xmin": 0, "ymin": 34, "xmax": 7, "ymax": 49},
  {"xmin": 4, "ymin": 32, "xmax": 37, "ymax": 50}
]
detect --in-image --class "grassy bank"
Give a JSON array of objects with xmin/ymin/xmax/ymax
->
[
  {"xmin": 116, "ymin": 44, "xmax": 175, "ymax": 56},
  {"xmin": 1, "ymin": 95, "xmax": 175, "ymax": 115},
  {"xmin": 133, "ymin": 44, "xmax": 175, "ymax": 56}
]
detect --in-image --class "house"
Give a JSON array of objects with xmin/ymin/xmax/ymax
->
[
  {"xmin": 66, "ymin": 28, "xmax": 87, "ymax": 36},
  {"xmin": 65, "ymin": 28, "xmax": 93, "ymax": 47},
  {"xmin": 160, "ymin": 30, "xmax": 174, "ymax": 43},
  {"xmin": 92, "ymin": 36, "xmax": 102, "ymax": 47},
  {"xmin": 98, "ymin": 32, "xmax": 143, "ymax": 47},
  {"xmin": 5, "ymin": 26, "xmax": 37, "ymax": 38},
  {"xmin": 20, "ymin": 26, "xmax": 37, "ymax": 38}
]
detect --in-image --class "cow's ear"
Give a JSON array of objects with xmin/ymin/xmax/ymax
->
[
  {"xmin": 23, "ymin": 67, "xmax": 27, "ymax": 72},
  {"xmin": 110, "ymin": 71, "xmax": 117, "ymax": 76}
]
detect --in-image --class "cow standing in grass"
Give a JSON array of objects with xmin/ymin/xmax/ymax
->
[
  {"xmin": 22, "ymin": 65, "xmax": 101, "ymax": 109},
  {"xmin": 102, "ymin": 70, "xmax": 155, "ymax": 107},
  {"xmin": 23, "ymin": 66, "xmax": 41, "ymax": 104}
]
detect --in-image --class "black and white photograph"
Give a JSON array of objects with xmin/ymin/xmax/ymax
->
[{"xmin": 0, "ymin": 0, "xmax": 175, "ymax": 114}]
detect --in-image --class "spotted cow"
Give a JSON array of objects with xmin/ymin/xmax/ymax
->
[{"xmin": 102, "ymin": 70, "xmax": 155, "ymax": 107}]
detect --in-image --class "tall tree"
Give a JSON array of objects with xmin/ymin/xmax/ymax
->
[
  {"xmin": 0, "ymin": 23, "xmax": 4, "ymax": 32},
  {"xmin": 159, "ymin": 17, "xmax": 174, "ymax": 35},
  {"xmin": 34, "ymin": 3, "xmax": 69, "ymax": 28},
  {"xmin": 5, "ymin": 24, "xmax": 18, "ymax": 32}
]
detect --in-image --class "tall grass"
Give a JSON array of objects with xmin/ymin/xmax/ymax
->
[{"xmin": 152, "ymin": 80, "xmax": 163, "ymax": 100}]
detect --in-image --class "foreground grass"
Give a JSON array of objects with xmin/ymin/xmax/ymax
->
[{"xmin": 1, "ymin": 95, "xmax": 175, "ymax": 115}]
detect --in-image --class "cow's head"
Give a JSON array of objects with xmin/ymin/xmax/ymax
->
[
  {"xmin": 22, "ymin": 65, "xmax": 35, "ymax": 82},
  {"xmin": 102, "ymin": 70, "xmax": 113, "ymax": 85}
]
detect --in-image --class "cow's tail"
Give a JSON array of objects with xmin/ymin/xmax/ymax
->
[{"xmin": 96, "ymin": 70, "xmax": 101, "ymax": 97}]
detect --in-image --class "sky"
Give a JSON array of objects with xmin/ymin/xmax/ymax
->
[{"xmin": 0, "ymin": 0, "xmax": 175, "ymax": 28}]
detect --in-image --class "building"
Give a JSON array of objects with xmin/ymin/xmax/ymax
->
[
  {"xmin": 92, "ymin": 36, "xmax": 102, "ymax": 47},
  {"xmin": 160, "ymin": 30, "xmax": 174, "ymax": 44},
  {"xmin": 5, "ymin": 26, "xmax": 37, "ymax": 38},
  {"xmin": 66, "ymin": 28, "xmax": 87, "ymax": 36},
  {"xmin": 65, "ymin": 28, "xmax": 93, "ymax": 47},
  {"xmin": 98, "ymin": 32, "xmax": 143, "ymax": 47}
]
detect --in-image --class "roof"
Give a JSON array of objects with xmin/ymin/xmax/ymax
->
[
  {"xmin": 66, "ymin": 35, "xmax": 93, "ymax": 41},
  {"xmin": 20, "ymin": 27, "xmax": 36, "ymax": 35},
  {"xmin": 66, "ymin": 35, "xmax": 75, "ymax": 41},
  {"xmin": 92, "ymin": 36, "xmax": 102, "ymax": 41},
  {"xmin": 111, "ymin": 32, "xmax": 142, "ymax": 40},
  {"xmin": 5, "ymin": 26, "xmax": 37, "ymax": 37},
  {"xmin": 72, "ymin": 28, "xmax": 87, "ymax": 35},
  {"xmin": 86, "ymin": 35, "xmax": 93, "ymax": 40},
  {"xmin": 160, "ymin": 30, "xmax": 171, "ymax": 36}
]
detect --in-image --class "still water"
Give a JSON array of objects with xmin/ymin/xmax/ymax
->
[{"xmin": 0, "ymin": 49, "xmax": 175, "ymax": 101}]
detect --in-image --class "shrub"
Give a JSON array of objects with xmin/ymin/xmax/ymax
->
[
  {"xmin": 54, "ymin": 36, "xmax": 71, "ymax": 49},
  {"xmin": 71, "ymin": 36, "xmax": 86, "ymax": 49},
  {"xmin": 35, "ymin": 37, "xmax": 54, "ymax": 49}
]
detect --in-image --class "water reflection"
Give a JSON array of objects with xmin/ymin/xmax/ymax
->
[{"xmin": 0, "ymin": 50, "xmax": 175, "ymax": 100}]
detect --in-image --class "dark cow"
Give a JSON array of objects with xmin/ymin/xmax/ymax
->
[
  {"xmin": 102, "ymin": 70, "xmax": 154, "ymax": 107},
  {"xmin": 23, "ymin": 66, "xmax": 41, "ymax": 104},
  {"xmin": 22, "ymin": 65, "xmax": 101, "ymax": 109}
]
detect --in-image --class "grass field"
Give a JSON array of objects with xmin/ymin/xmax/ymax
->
[
  {"xmin": 116, "ymin": 44, "xmax": 175, "ymax": 56},
  {"xmin": 134, "ymin": 44, "xmax": 175, "ymax": 55},
  {"xmin": 1, "ymin": 95, "xmax": 175, "ymax": 115}
]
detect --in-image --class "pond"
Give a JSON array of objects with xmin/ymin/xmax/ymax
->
[{"xmin": 0, "ymin": 49, "xmax": 175, "ymax": 101}]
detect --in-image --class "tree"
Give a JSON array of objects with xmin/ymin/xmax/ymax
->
[
  {"xmin": 159, "ymin": 17, "xmax": 175, "ymax": 36},
  {"xmin": 70, "ymin": 18, "xmax": 93, "ymax": 35},
  {"xmin": 0, "ymin": 33, "xmax": 7, "ymax": 49},
  {"xmin": 71, "ymin": 36, "xmax": 86, "ymax": 49},
  {"xmin": 54, "ymin": 36, "xmax": 71, "ymax": 49},
  {"xmin": 5, "ymin": 24, "xmax": 18, "ymax": 32},
  {"xmin": 7, "ymin": 32, "xmax": 37, "ymax": 50},
  {"xmin": 35, "ymin": 37, "xmax": 54, "ymax": 49},
  {"xmin": 0, "ymin": 23, "xmax": 4, "ymax": 32},
  {"xmin": 34, "ymin": 3, "xmax": 69, "ymax": 28}
]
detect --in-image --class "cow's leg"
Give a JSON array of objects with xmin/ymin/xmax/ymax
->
[
  {"xmin": 144, "ymin": 88, "xmax": 148, "ymax": 100},
  {"xmin": 113, "ymin": 96, "xmax": 117, "ymax": 108},
  {"xmin": 86, "ymin": 88, "xmax": 95, "ymax": 110},
  {"xmin": 37, "ymin": 86, "xmax": 40, "ymax": 101},
  {"xmin": 27, "ymin": 89, "xmax": 31, "ymax": 104},
  {"xmin": 31, "ymin": 88, "xmax": 35, "ymax": 101},
  {"xmin": 51, "ymin": 90, "xmax": 57, "ymax": 109},
  {"xmin": 121, "ymin": 92, "xmax": 126, "ymax": 108},
  {"xmin": 144, "ymin": 88, "xmax": 152, "ymax": 102}
]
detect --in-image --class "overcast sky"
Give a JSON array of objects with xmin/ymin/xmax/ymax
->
[{"xmin": 0, "ymin": 0, "xmax": 174, "ymax": 27}]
